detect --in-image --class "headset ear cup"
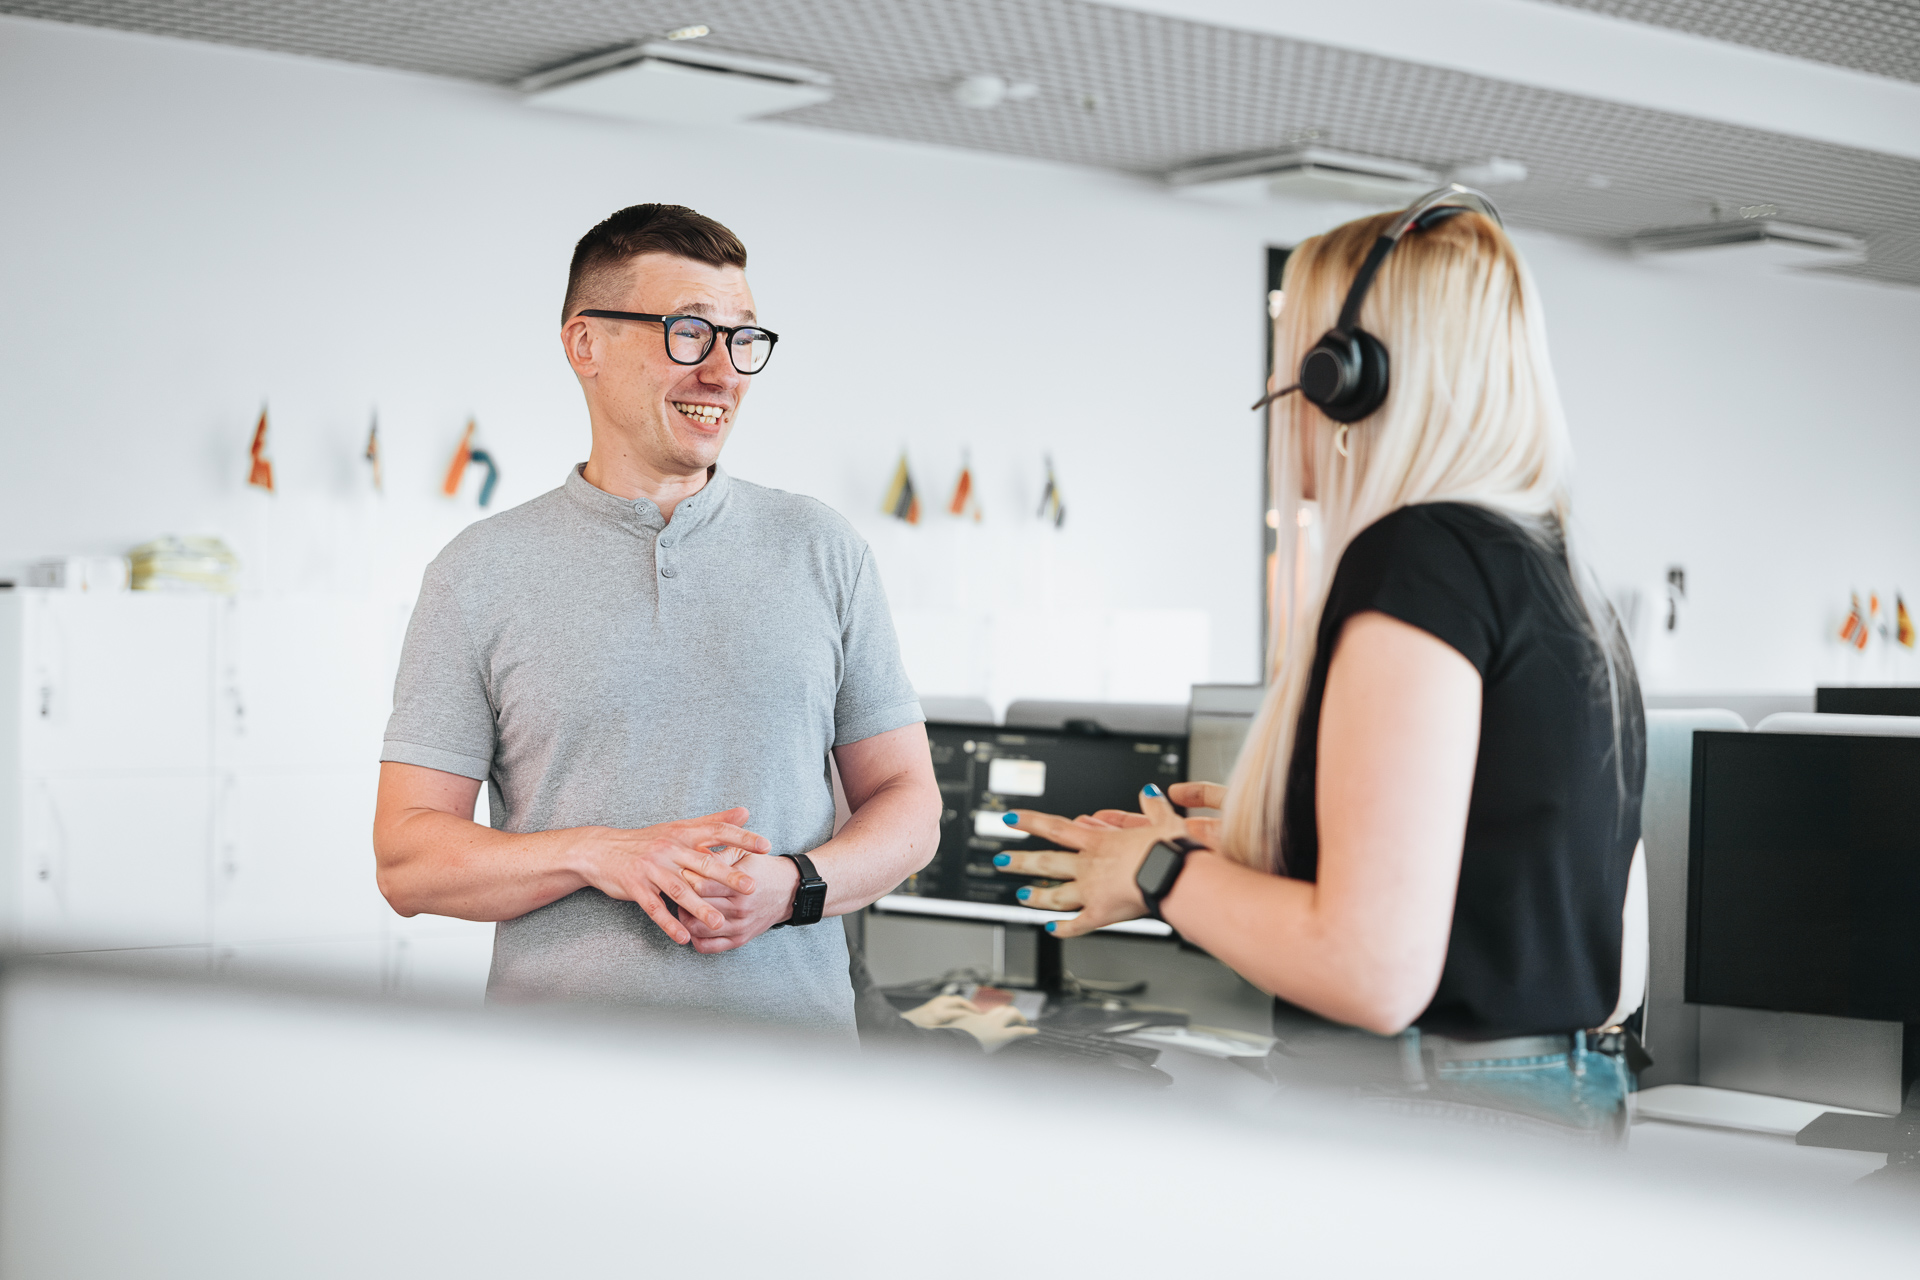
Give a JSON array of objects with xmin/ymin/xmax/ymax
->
[{"xmin": 1322, "ymin": 328, "xmax": 1390, "ymax": 424}]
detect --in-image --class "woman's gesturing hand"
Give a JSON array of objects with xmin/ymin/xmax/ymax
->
[
  {"xmin": 576, "ymin": 807, "xmax": 770, "ymax": 946},
  {"xmin": 996, "ymin": 785, "xmax": 1194, "ymax": 938},
  {"xmin": 1073, "ymin": 781, "xmax": 1228, "ymax": 848}
]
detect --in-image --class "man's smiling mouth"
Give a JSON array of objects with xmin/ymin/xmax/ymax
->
[{"xmin": 672, "ymin": 402, "xmax": 726, "ymax": 426}]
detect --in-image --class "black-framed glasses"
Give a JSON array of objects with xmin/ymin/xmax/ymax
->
[{"xmin": 574, "ymin": 310, "xmax": 779, "ymax": 374}]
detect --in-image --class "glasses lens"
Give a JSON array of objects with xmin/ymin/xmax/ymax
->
[
  {"xmin": 730, "ymin": 328, "xmax": 775, "ymax": 374},
  {"xmin": 664, "ymin": 317, "xmax": 713, "ymax": 365}
]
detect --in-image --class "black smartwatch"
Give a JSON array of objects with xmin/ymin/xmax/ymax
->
[
  {"xmin": 771, "ymin": 852, "xmax": 827, "ymax": 928},
  {"xmin": 1136, "ymin": 837, "xmax": 1202, "ymax": 921}
]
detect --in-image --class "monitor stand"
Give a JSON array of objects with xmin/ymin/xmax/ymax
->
[
  {"xmin": 1031, "ymin": 927, "xmax": 1147, "ymax": 999},
  {"xmin": 1795, "ymin": 1024, "xmax": 1920, "ymax": 1188}
]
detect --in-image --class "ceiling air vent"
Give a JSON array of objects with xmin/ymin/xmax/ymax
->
[
  {"xmin": 1165, "ymin": 147, "xmax": 1440, "ymax": 207},
  {"xmin": 1628, "ymin": 219, "xmax": 1866, "ymax": 272},
  {"xmin": 520, "ymin": 41, "xmax": 833, "ymax": 125}
]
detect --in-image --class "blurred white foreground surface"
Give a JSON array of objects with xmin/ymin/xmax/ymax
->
[{"xmin": 4, "ymin": 957, "xmax": 1915, "ymax": 1278}]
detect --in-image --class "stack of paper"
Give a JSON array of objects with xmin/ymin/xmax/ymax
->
[{"xmin": 129, "ymin": 536, "xmax": 240, "ymax": 593}]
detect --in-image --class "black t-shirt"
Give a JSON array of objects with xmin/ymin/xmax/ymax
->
[{"xmin": 1278, "ymin": 502, "xmax": 1645, "ymax": 1039}]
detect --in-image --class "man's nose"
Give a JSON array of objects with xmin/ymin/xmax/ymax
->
[{"xmin": 696, "ymin": 340, "xmax": 742, "ymax": 383}]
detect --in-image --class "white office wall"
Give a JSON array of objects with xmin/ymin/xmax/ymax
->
[{"xmin": 3, "ymin": 14, "xmax": 1919, "ymax": 707}]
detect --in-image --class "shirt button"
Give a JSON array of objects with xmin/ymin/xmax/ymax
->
[
  {"xmin": 660, "ymin": 537, "xmax": 675, "ymax": 547},
  {"xmin": 660, "ymin": 566, "xmax": 676, "ymax": 578}
]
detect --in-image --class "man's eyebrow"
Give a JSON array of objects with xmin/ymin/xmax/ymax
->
[{"xmin": 668, "ymin": 301, "xmax": 756, "ymax": 323}]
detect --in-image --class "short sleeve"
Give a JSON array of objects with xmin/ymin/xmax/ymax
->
[
  {"xmin": 380, "ymin": 561, "xmax": 496, "ymax": 780},
  {"xmin": 832, "ymin": 550, "xmax": 925, "ymax": 747},
  {"xmin": 1324, "ymin": 505, "xmax": 1501, "ymax": 675}
]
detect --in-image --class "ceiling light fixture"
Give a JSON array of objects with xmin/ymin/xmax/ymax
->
[
  {"xmin": 953, "ymin": 74, "xmax": 1039, "ymax": 109},
  {"xmin": 520, "ymin": 40, "xmax": 832, "ymax": 124},
  {"xmin": 1448, "ymin": 158, "xmax": 1528, "ymax": 186},
  {"xmin": 1628, "ymin": 218, "xmax": 1866, "ymax": 272},
  {"xmin": 1165, "ymin": 146, "xmax": 1440, "ymax": 207},
  {"xmin": 663, "ymin": 25, "xmax": 710, "ymax": 41}
]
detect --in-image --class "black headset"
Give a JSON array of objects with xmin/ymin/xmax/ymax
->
[{"xmin": 1252, "ymin": 184, "xmax": 1503, "ymax": 423}]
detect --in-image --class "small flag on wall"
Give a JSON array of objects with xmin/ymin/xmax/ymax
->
[
  {"xmin": 882, "ymin": 452, "xmax": 921, "ymax": 524},
  {"xmin": 365, "ymin": 413, "xmax": 383, "ymax": 492},
  {"xmin": 948, "ymin": 452, "xmax": 981, "ymax": 523},
  {"xmin": 247, "ymin": 406, "xmax": 274, "ymax": 493},
  {"xmin": 1872, "ymin": 591, "xmax": 1888, "ymax": 643},
  {"xmin": 442, "ymin": 419, "xmax": 473, "ymax": 497},
  {"xmin": 1036, "ymin": 454, "xmax": 1065, "ymax": 529},
  {"xmin": 1839, "ymin": 592, "xmax": 1869, "ymax": 651},
  {"xmin": 1899, "ymin": 594, "xmax": 1915, "ymax": 649},
  {"xmin": 442, "ymin": 418, "xmax": 500, "ymax": 508}
]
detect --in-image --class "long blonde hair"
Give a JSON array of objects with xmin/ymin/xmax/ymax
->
[{"xmin": 1221, "ymin": 209, "xmax": 1627, "ymax": 872}]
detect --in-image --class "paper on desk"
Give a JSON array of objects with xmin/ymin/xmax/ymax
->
[{"xmin": 1119, "ymin": 1024, "xmax": 1275, "ymax": 1059}]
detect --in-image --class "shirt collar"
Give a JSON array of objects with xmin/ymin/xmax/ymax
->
[{"xmin": 564, "ymin": 462, "xmax": 732, "ymax": 535}]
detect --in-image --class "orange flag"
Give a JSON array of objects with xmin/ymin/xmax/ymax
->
[
  {"xmin": 247, "ymin": 406, "xmax": 274, "ymax": 492},
  {"xmin": 1899, "ymin": 594, "xmax": 1915, "ymax": 649},
  {"xmin": 948, "ymin": 453, "xmax": 981, "ymax": 522},
  {"xmin": 1839, "ymin": 593, "xmax": 1869, "ymax": 651},
  {"xmin": 442, "ymin": 419, "xmax": 475, "ymax": 498}
]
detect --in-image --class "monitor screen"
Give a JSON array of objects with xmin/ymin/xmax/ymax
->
[
  {"xmin": 1688, "ymin": 731, "xmax": 1920, "ymax": 1022},
  {"xmin": 1816, "ymin": 686, "xmax": 1920, "ymax": 717},
  {"xmin": 901, "ymin": 722, "xmax": 1187, "ymax": 907}
]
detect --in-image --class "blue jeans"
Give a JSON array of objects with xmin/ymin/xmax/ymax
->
[
  {"xmin": 1412, "ymin": 1031, "xmax": 1631, "ymax": 1141},
  {"xmin": 1267, "ymin": 1011, "xmax": 1632, "ymax": 1144}
]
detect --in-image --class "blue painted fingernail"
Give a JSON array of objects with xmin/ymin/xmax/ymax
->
[
  {"xmin": 1003, "ymin": 812, "xmax": 1020, "ymax": 825},
  {"xmin": 1045, "ymin": 921, "xmax": 1057, "ymax": 932},
  {"xmin": 992, "ymin": 853, "xmax": 1010, "ymax": 867},
  {"xmin": 1143, "ymin": 783, "xmax": 1163, "ymax": 797},
  {"xmin": 1016, "ymin": 887, "xmax": 1031, "ymax": 901}
]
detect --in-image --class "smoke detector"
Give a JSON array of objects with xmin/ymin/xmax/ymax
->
[
  {"xmin": 521, "ymin": 41, "xmax": 833, "ymax": 124},
  {"xmin": 1165, "ymin": 146, "xmax": 1440, "ymax": 207},
  {"xmin": 1628, "ymin": 218, "xmax": 1866, "ymax": 271}
]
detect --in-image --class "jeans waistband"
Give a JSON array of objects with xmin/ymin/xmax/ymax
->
[{"xmin": 1422, "ymin": 1033, "xmax": 1575, "ymax": 1063}]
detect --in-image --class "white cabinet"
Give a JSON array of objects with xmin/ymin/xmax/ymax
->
[
  {"xmin": 0, "ymin": 589, "xmax": 407, "ymax": 965},
  {"xmin": 210, "ymin": 767, "xmax": 390, "ymax": 945},
  {"xmin": 18, "ymin": 591, "xmax": 213, "ymax": 773},
  {"xmin": 20, "ymin": 774, "xmax": 211, "ymax": 949}
]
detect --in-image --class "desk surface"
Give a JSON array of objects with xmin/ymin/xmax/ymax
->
[{"xmin": 872, "ymin": 892, "xmax": 1174, "ymax": 937}]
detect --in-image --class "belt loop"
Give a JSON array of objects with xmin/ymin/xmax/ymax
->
[
  {"xmin": 1399, "ymin": 1027, "xmax": 1428, "ymax": 1091},
  {"xmin": 1572, "ymin": 1029, "xmax": 1587, "ymax": 1078}
]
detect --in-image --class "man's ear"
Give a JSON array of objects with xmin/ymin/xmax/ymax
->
[{"xmin": 561, "ymin": 317, "xmax": 599, "ymax": 379}]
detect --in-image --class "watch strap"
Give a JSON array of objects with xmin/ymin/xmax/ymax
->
[
  {"xmin": 1138, "ymin": 837, "xmax": 1203, "ymax": 921},
  {"xmin": 772, "ymin": 852, "xmax": 828, "ymax": 927}
]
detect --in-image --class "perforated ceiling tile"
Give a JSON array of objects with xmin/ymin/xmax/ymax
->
[
  {"xmin": 6, "ymin": 0, "xmax": 1919, "ymax": 285},
  {"xmin": 1533, "ymin": 0, "xmax": 1920, "ymax": 85}
]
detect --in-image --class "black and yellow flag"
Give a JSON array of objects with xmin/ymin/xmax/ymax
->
[
  {"xmin": 883, "ymin": 452, "xmax": 921, "ymax": 524},
  {"xmin": 1036, "ymin": 455, "xmax": 1065, "ymax": 529}
]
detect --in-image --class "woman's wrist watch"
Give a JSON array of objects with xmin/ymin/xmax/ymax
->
[
  {"xmin": 1136, "ymin": 837, "xmax": 1203, "ymax": 921},
  {"xmin": 771, "ymin": 852, "xmax": 827, "ymax": 927}
]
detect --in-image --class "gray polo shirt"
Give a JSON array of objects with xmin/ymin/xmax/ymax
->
[{"xmin": 382, "ymin": 464, "xmax": 922, "ymax": 1036}]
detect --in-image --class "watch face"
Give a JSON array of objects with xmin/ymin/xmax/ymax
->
[{"xmin": 1138, "ymin": 842, "xmax": 1182, "ymax": 897}]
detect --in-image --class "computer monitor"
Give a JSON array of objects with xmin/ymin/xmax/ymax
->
[
  {"xmin": 1687, "ymin": 730, "xmax": 1920, "ymax": 1022},
  {"xmin": 900, "ymin": 722, "xmax": 1187, "ymax": 908},
  {"xmin": 1816, "ymin": 687, "xmax": 1920, "ymax": 717}
]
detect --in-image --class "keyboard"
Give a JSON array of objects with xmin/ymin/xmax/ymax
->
[{"xmin": 996, "ymin": 1026, "xmax": 1173, "ymax": 1085}]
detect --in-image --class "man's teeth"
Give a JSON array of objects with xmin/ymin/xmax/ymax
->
[{"xmin": 674, "ymin": 403, "xmax": 725, "ymax": 424}]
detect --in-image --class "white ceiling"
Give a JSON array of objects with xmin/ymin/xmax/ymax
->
[
  {"xmin": 1536, "ymin": 0, "xmax": 1920, "ymax": 84},
  {"xmin": 4, "ymin": 0, "xmax": 1917, "ymax": 285}
]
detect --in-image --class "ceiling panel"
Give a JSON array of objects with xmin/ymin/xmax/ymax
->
[
  {"xmin": 1532, "ymin": 0, "xmax": 1920, "ymax": 85},
  {"xmin": 5, "ymin": 0, "xmax": 1918, "ymax": 286}
]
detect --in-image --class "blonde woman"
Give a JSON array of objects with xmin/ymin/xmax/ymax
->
[{"xmin": 998, "ymin": 189, "xmax": 1646, "ymax": 1135}]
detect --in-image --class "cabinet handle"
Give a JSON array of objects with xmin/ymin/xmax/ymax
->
[{"xmin": 38, "ymin": 684, "xmax": 51, "ymax": 718}]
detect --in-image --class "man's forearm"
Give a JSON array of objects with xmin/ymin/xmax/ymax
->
[
  {"xmin": 805, "ymin": 770, "xmax": 941, "ymax": 916},
  {"xmin": 376, "ymin": 807, "xmax": 594, "ymax": 921}
]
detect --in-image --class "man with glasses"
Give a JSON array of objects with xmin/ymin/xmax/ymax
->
[{"xmin": 372, "ymin": 204, "xmax": 940, "ymax": 1035}]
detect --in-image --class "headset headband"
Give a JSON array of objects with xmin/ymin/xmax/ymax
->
[{"xmin": 1252, "ymin": 184, "xmax": 1503, "ymax": 414}]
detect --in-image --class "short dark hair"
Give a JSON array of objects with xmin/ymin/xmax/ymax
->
[{"xmin": 562, "ymin": 204, "xmax": 748, "ymax": 323}]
